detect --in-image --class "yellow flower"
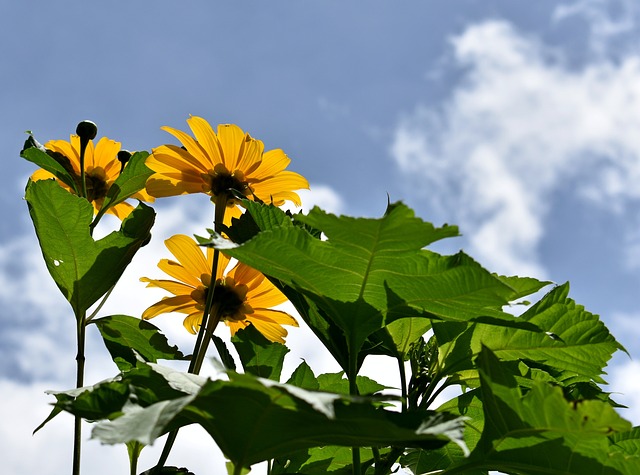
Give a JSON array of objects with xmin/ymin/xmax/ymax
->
[
  {"xmin": 141, "ymin": 234, "xmax": 298, "ymax": 343},
  {"xmin": 31, "ymin": 135, "xmax": 153, "ymax": 219},
  {"xmin": 145, "ymin": 116, "xmax": 309, "ymax": 220}
]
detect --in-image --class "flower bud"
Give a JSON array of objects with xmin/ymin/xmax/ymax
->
[
  {"xmin": 117, "ymin": 150, "xmax": 132, "ymax": 172},
  {"xmin": 76, "ymin": 120, "xmax": 98, "ymax": 141}
]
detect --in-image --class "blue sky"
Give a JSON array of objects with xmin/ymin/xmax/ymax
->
[{"xmin": 2, "ymin": 1, "xmax": 640, "ymax": 474}]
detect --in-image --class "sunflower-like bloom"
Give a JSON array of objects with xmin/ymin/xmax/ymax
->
[
  {"xmin": 145, "ymin": 116, "xmax": 309, "ymax": 220},
  {"xmin": 31, "ymin": 135, "xmax": 153, "ymax": 219},
  {"xmin": 140, "ymin": 234, "xmax": 298, "ymax": 343}
]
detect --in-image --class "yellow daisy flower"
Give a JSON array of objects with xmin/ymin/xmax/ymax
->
[
  {"xmin": 145, "ymin": 116, "xmax": 309, "ymax": 220},
  {"xmin": 31, "ymin": 135, "xmax": 153, "ymax": 219},
  {"xmin": 141, "ymin": 234, "xmax": 298, "ymax": 343}
]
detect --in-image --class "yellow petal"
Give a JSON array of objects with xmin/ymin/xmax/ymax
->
[
  {"xmin": 140, "ymin": 277, "xmax": 195, "ymax": 296},
  {"xmin": 160, "ymin": 125, "xmax": 211, "ymax": 170},
  {"xmin": 187, "ymin": 116, "xmax": 224, "ymax": 167},
  {"xmin": 165, "ymin": 235, "xmax": 211, "ymax": 279},
  {"xmin": 234, "ymin": 136, "xmax": 264, "ymax": 176},
  {"xmin": 141, "ymin": 295, "xmax": 197, "ymax": 320},
  {"xmin": 149, "ymin": 144, "xmax": 210, "ymax": 174},
  {"xmin": 93, "ymin": 137, "xmax": 121, "ymax": 171},
  {"xmin": 217, "ymin": 124, "xmax": 246, "ymax": 170},
  {"xmin": 183, "ymin": 311, "xmax": 206, "ymax": 334},
  {"xmin": 245, "ymin": 311, "xmax": 297, "ymax": 343},
  {"xmin": 158, "ymin": 259, "xmax": 202, "ymax": 287},
  {"xmin": 145, "ymin": 176, "xmax": 205, "ymax": 197},
  {"xmin": 249, "ymin": 149, "xmax": 291, "ymax": 179}
]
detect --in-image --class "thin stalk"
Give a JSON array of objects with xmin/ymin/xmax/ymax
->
[
  {"xmin": 348, "ymin": 340, "xmax": 361, "ymax": 475},
  {"xmin": 79, "ymin": 139, "xmax": 88, "ymax": 199},
  {"xmin": 152, "ymin": 195, "xmax": 228, "ymax": 472},
  {"xmin": 398, "ymin": 356, "xmax": 408, "ymax": 412},
  {"xmin": 72, "ymin": 312, "xmax": 87, "ymax": 475}
]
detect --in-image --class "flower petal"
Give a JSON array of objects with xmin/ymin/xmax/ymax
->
[
  {"xmin": 158, "ymin": 259, "xmax": 202, "ymax": 287},
  {"xmin": 140, "ymin": 277, "xmax": 195, "ymax": 296},
  {"xmin": 141, "ymin": 295, "xmax": 197, "ymax": 320},
  {"xmin": 187, "ymin": 116, "xmax": 224, "ymax": 167},
  {"xmin": 217, "ymin": 124, "xmax": 246, "ymax": 170},
  {"xmin": 165, "ymin": 235, "xmax": 211, "ymax": 279}
]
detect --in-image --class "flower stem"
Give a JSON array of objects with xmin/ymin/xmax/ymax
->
[
  {"xmin": 152, "ymin": 195, "xmax": 228, "ymax": 472},
  {"xmin": 348, "ymin": 339, "xmax": 361, "ymax": 475},
  {"xmin": 72, "ymin": 311, "xmax": 87, "ymax": 475}
]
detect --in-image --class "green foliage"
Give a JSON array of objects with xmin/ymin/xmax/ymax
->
[
  {"xmin": 231, "ymin": 324, "xmax": 289, "ymax": 380},
  {"xmin": 22, "ymin": 149, "xmax": 638, "ymax": 475},
  {"xmin": 462, "ymin": 347, "xmax": 639, "ymax": 474},
  {"xmin": 215, "ymin": 200, "xmax": 549, "ymax": 379},
  {"xmin": 93, "ymin": 315, "xmax": 186, "ymax": 371},
  {"xmin": 91, "ymin": 150, "xmax": 154, "ymax": 227},
  {"xmin": 54, "ymin": 363, "xmax": 467, "ymax": 470},
  {"xmin": 25, "ymin": 179, "xmax": 154, "ymax": 318},
  {"xmin": 21, "ymin": 135, "xmax": 80, "ymax": 193}
]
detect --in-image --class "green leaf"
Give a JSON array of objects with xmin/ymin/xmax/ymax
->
[
  {"xmin": 231, "ymin": 324, "xmax": 289, "ymax": 381},
  {"xmin": 271, "ymin": 446, "xmax": 384, "ymax": 474},
  {"xmin": 93, "ymin": 315, "xmax": 186, "ymax": 371},
  {"xmin": 286, "ymin": 360, "xmax": 320, "ymax": 390},
  {"xmin": 61, "ymin": 364, "xmax": 467, "ymax": 471},
  {"xmin": 92, "ymin": 151, "xmax": 153, "ymax": 225},
  {"xmin": 211, "ymin": 334, "xmax": 237, "ymax": 371},
  {"xmin": 215, "ymin": 201, "xmax": 544, "ymax": 376},
  {"xmin": 454, "ymin": 346, "xmax": 639, "ymax": 475},
  {"xmin": 400, "ymin": 390, "xmax": 487, "ymax": 474},
  {"xmin": 433, "ymin": 283, "xmax": 623, "ymax": 388},
  {"xmin": 21, "ymin": 135, "xmax": 79, "ymax": 193},
  {"xmin": 368, "ymin": 317, "xmax": 432, "ymax": 360},
  {"xmin": 316, "ymin": 372, "xmax": 389, "ymax": 395},
  {"xmin": 25, "ymin": 179, "xmax": 155, "ymax": 317}
]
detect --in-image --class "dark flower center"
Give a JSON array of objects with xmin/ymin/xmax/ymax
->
[
  {"xmin": 85, "ymin": 169, "xmax": 109, "ymax": 203},
  {"xmin": 191, "ymin": 277, "xmax": 251, "ymax": 322},
  {"xmin": 202, "ymin": 164, "xmax": 252, "ymax": 205}
]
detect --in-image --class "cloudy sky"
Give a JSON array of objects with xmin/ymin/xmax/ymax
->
[{"xmin": 2, "ymin": 1, "xmax": 640, "ymax": 473}]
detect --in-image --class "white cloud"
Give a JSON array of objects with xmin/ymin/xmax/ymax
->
[
  {"xmin": 554, "ymin": 0, "xmax": 640, "ymax": 54},
  {"xmin": 283, "ymin": 183, "xmax": 345, "ymax": 215},
  {"xmin": 391, "ymin": 20, "xmax": 640, "ymax": 277}
]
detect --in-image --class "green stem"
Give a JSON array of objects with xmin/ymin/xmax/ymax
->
[
  {"xmin": 79, "ymin": 138, "xmax": 88, "ymax": 199},
  {"xmin": 398, "ymin": 356, "xmax": 408, "ymax": 413},
  {"xmin": 152, "ymin": 195, "xmax": 228, "ymax": 473},
  {"xmin": 72, "ymin": 312, "xmax": 87, "ymax": 475},
  {"xmin": 348, "ymin": 338, "xmax": 361, "ymax": 475}
]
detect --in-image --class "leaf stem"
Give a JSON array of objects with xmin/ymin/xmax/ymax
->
[{"xmin": 72, "ymin": 311, "xmax": 87, "ymax": 475}]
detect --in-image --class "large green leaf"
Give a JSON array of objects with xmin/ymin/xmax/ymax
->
[
  {"xmin": 93, "ymin": 315, "xmax": 186, "ymax": 371},
  {"xmin": 25, "ymin": 179, "xmax": 155, "ymax": 317},
  {"xmin": 55, "ymin": 363, "xmax": 468, "ymax": 471},
  {"xmin": 452, "ymin": 347, "xmax": 640, "ymax": 475},
  {"xmin": 433, "ymin": 283, "xmax": 623, "ymax": 388},
  {"xmin": 217, "ymin": 201, "xmax": 545, "ymax": 375}
]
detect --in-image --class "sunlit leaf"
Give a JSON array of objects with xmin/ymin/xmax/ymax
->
[
  {"xmin": 93, "ymin": 151, "xmax": 153, "ymax": 225},
  {"xmin": 433, "ymin": 283, "xmax": 623, "ymax": 388},
  {"xmin": 93, "ymin": 315, "xmax": 186, "ymax": 371},
  {"xmin": 25, "ymin": 179, "xmax": 155, "ymax": 317},
  {"xmin": 453, "ymin": 347, "xmax": 639, "ymax": 475},
  {"xmin": 21, "ymin": 135, "xmax": 79, "ymax": 193},
  {"xmin": 57, "ymin": 364, "xmax": 467, "ymax": 470},
  {"xmin": 216, "ymin": 201, "xmax": 545, "ymax": 377},
  {"xmin": 231, "ymin": 324, "xmax": 289, "ymax": 381}
]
